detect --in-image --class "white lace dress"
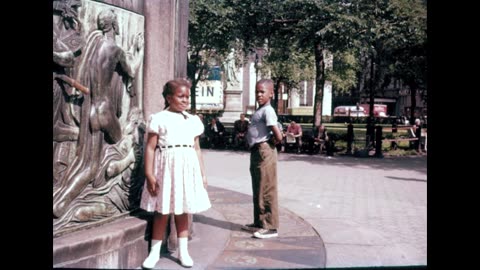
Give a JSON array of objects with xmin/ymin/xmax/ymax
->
[{"xmin": 140, "ymin": 110, "xmax": 211, "ymax": 214}]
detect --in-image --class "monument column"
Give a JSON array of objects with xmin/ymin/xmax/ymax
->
[
  {"xmin": 143, "ymin": 1, "xmax": 176, "ymax": 117},
  {"xmin": 53, "ymin": 0, "xmax": 190, "ymax": 268}
]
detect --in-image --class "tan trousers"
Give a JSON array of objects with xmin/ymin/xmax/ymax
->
[{"xmin": 249, "ymin": 142, "xmax": 279, "ymax": 229}]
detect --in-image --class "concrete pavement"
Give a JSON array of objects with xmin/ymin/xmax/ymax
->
[
  {"xmin": 202, "ymin": 150, "xmax": 427, "ymax": 268},
  {"xmin": 145, "ymin": 149, "xmax": 426, "ymax": 268},
  {"xmin": 148, "ymin": 184, "xmax": 326, "ymax": 269}
]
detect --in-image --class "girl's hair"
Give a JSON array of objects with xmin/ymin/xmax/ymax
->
[{"xmin": 162, "ymin": 78, "xmax": 192, "ymax": 109}]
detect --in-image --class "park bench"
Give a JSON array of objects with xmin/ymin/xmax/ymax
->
[
  {"xmin": 383, "ymin": 127, "xmax": 418, "ymax": 150},
  {"xmin": 382, "ymin": 137, "xmax": 418, "ymax": 150}
]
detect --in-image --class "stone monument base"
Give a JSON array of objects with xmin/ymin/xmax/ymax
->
[
  {"xmin": 53, "ymin": 215, "xmax": 149, "ymax": 268},
  {"xmin": 219, "ymin": 88, "xmax": 243, "ymax": 125},
  {"xmin": 219, "ymin": 111, "xmax": 243, "ymax": 126}
]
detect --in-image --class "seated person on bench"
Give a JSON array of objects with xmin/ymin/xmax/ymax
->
[
  {"xmin": 233, "ymin": 113, "xmax": 249, "ymax": 149},
  {"xmin": 286, "ymin": 121, "xmax": 302, "ymax": 153},
  {"xmin": 206, "ymin": 117, "xmax": 226, "ymax": 148}
]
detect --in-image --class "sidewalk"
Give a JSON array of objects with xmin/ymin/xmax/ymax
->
[
  {"xmin": 202, "ymin": 150, "xmax": 427, "ymax": 267},
  {"xmin": 149, "ymin": 185, "xmax": 327, "ymax": 269}
]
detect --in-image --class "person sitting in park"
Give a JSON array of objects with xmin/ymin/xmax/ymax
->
[
  {"xmin": 286, "ymin": 120, "xmax": 302, "ymax": 153},
  {"xmin": 317, "ymin": 124, "xmax": 334, "ymax": 157},
  {"xmin": 233, "ymin": 113, "xmax": 249, "ymax": 150},
  {"xmin": 206, "ymin": 117, "xmax": 226, "ymax": 148},
  {"xmin": 412, "ymin": 118, "xmax": 423, "ymax": 152}
]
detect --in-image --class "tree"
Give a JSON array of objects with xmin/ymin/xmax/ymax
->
[
  {"xmin": 191, "ymin": 0, "xmax": 426, "ymax": 125},
  {"xmin": 387, "ymin": 0, "xmax": 427, "ymax": 122},
  {"xmin": 235, "ymin": 0, "xmax": 361, "ymax": 125},
  {"xmin": 350, "ymin": 0, "xmax": 426, "ymax": 121},
  {"xmin": 352, "ymin": 0, "xmax": 399, "ymax": 119},
  {"xmin": 262, "ymin": 40, "xmax": 315, "ymax": 113},
  {"xmin": 188, "ymin": 0, "xmax": 240, "ymax": 113},
  {"xmin": 326, "ymin": 49, "xmax": 360, "ymax": 96}
]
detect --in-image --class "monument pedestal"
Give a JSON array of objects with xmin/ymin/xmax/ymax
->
[
  {"xmin": 53, "ymin": 215, "xmax": 149, "ymax": 268},
  {"xmin": 219, "ymin": 87, "xmax": 243, "ymax": 125}
]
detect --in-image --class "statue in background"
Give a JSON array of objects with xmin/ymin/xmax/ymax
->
[
  {"xmin": 224, "ymin": 48, "xmax": 239, "ymax": 85},
  {"xmin": 53, "ymin": 8, "xmax": 145, "ymax": 223}
]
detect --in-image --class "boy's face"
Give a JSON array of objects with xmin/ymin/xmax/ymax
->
[{"xmin": 255, "ymin": 83, "xmax": 273, "ymax": 106}]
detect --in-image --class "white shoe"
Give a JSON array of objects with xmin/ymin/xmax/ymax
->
[
  {"xmin": 253, "ymin": 228, "xmax": 278, "ymax": 239},
  {"xmin": 178, "ymin": 237, "xmax": 193, "ymax": 268},
  {"xmin": 179, "ymin": 254, "xmax": 193, "ymax": 268},
  {"xmin": 142, "ymin": 254, "xmax": 159, "ymax": 269}
]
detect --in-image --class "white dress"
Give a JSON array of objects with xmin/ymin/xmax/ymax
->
[{"xmin": 140, "ymin": 110, "xmax": 211, "ymax": 214}]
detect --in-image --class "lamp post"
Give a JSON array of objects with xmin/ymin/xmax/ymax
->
[
  {"xmin": 356, "ymin": 102, "xmax": 360, "ymax": 123},
  {"xmin": 252, "ymin": 47, "xmax": 266, "ymax": 110},
  {"xmin": 254, "ymin": 52, "xmax": 262, "ymax": 110},
  {"xmin": 282, "ymin": 93, "xmax": 288, "ymax": 114},
  {"xmin": 255, "ymin": 53, "xmax": 259, "ymax": 82}
]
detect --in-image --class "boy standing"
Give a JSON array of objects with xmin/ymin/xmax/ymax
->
[{"xmin": 244, "ymin": 79, "xmax": 283, "ymax": 238}]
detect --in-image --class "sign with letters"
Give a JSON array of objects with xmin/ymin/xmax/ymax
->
[{"xmin": 193, "ymin": 80, "xmax": 224, "ymax": 111}]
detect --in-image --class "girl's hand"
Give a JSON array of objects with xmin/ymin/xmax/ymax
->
[
  {"xmin": 202, "ymin": 175, "xmax": 208, "ymax": 189},
  {"xmin": 146, "ymin": 177, "xmax": 159, "ymax": 196}
]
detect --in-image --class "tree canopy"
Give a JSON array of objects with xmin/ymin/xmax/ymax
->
[{"xmin": 187, "ymin": 0, "xmax": 427, "ymax": 121}]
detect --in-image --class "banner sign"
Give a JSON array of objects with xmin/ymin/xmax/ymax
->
[{"xmin": 193, "ymin": 80, "xmax": 224, "ymax": 111}]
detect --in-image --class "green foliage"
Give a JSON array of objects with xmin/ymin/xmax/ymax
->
[
  {"xmin": 264, "ymin": 43, "xmax": 315, "ymax": 89},
  {"xmin": 189, "ymin": 0, "xmax": 238, "ymax": 55},
  {"xmin": 326, "ymin": 50, "xmax": 360, "ymax": 94},
  {"xmin": 188, "ymin": 0, "xmax": 245, "ymax": 111},
  {"xmin": 188, "ymin": 0, "xmax": 427, "ymax": 118},
  {"xmin": 388, "ymin": 0, "xmax": 427, "ymax": 88}
]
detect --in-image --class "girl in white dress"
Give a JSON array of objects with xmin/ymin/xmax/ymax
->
[{"xmin": 141, "ymin": 78, "xmax": 210, "ymax": 268}]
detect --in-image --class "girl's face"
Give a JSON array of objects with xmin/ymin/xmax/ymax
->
[{"xmin": 167, "ymin": 86, "xmax": 190, "ymax": 112}]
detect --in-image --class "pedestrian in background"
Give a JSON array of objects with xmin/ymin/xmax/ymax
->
[
  {"xmin": 346, "ymin": 120, "xmax": 354, "ymax": 155},
  {"xmin": 413, "ymin": 118, "xmax": 422, "ymax": 152}
]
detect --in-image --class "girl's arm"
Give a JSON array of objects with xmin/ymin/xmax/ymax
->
[
  {"xmin": 194, "ymin": 136, "xmax": 207, "ymax": 188},
  {"xmin": 144, "ymin": 132, "xmax": 159, "ymax": 195}
]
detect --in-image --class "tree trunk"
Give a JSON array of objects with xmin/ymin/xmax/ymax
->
[
  {"xmin": 313, "ymin": 40, "xmax": 325, "ymax": 127},
  {"xmin": 273, "ymin": 77, "xmax": 282, "ymax": 114},
  {"xmin": 187, "ymin": 61, "xmax": 198, "ymax": 114},
  {"xmin": 189, "ymin": 64, "xmax": 207, "ymax": 115},
  {"xmin": 187, "ymin": 50, "xmax": 204, "ymax": 115},
  {"xmin": 409, "ymin": 82, "xmax": 417, "ymax": 124},
  {"xmin": 368, "ymin": 52, "xmax": 375, "ymax": 120},
  {"xmin": 190, "ymin": 80, "xmax": 197, "ymax": 114}
]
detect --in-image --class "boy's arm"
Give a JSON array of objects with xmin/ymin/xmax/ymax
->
[{"xmin": 270, "ymin": 124, "xmax": 283, "ymax": 144}]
